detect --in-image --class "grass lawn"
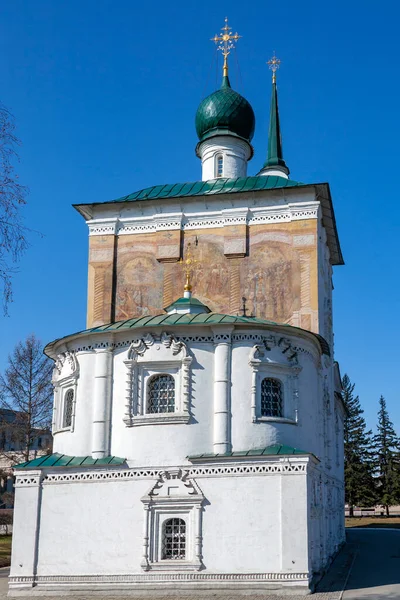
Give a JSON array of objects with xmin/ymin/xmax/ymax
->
[
  {"xmin": 0, "ymin": 536, "xmax": 12, "ymax": 567},
  {"xmin": 346, "ymin": 517, "xmax": 400, "ymax": 529}
]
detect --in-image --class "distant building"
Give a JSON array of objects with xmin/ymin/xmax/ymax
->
[{"xmin": 0, "ymin": 408, "xmax": 52, "ymax": 500}]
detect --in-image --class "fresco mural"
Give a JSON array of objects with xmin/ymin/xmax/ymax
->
[{"xmin": 87, "ymin": 221, "xmax": 319, "ymax": 333}]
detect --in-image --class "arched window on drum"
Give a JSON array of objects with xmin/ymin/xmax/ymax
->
[{"xmin": 261, "ymin": 377, "xmax": 283, "ymax": 418}]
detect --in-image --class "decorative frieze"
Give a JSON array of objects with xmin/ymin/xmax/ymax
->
[
  {"xmin": 9, "ymin": 571, "xmax": 311, "ymax": 589},
  {"xmin": 87, "ymin": 203, "xmax": 320, "ymax": 237},
  {"xmin": 38, "ymin": 457, "xmax": 310, "ymax": 486}
]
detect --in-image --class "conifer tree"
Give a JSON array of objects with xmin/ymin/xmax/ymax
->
[
  {"xmin": 372, "ymin": 396, "xmax": 400, "ymax": 516},
  {"xmin": 342, "ymin": 374, "xmax": 376, "ymax": 516}
]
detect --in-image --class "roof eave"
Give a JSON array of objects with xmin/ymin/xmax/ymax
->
[{"xmin": 315, "ymin": 182, "xmax": 344, "ymax": 266}]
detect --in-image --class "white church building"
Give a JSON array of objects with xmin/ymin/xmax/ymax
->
[{"xmin": 10, "ymin": 20, "xmax": 345, "ymax": 596}]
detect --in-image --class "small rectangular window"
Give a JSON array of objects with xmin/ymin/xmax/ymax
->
[{"xmin": 216, "ymin": 156, "xmax": 223, "ymax": 178}]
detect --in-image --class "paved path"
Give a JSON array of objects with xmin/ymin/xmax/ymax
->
[
  {"xmin": 0, "ymin": 529, "xmax": 398, "ymax": 599},
  {"xmin": 340, "ymin": 529, "xmax": 400, "ymax": 599}
]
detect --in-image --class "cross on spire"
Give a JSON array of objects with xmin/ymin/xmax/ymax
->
[
  {"xmin": 211, "ymin": 17, "xmax": 241, "ymax": 78},
  {"xmin": 267, "ymin": 52, "xmax": 281, "ymax": 83}
]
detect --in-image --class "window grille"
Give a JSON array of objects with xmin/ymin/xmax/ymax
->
[
  {"xmin": 261, "ymin": 378, "xmax": 283, "ymax": 417},
  {"xmin": 162, "ymin": 518, "xmax": 186, "ymax": 560},
  {"xmin": 63, "ymin": 389, "xmax": 74, "ymax": 428},
  {"xmin": 147, "ymin": 374, "xmax": 175, "ymax": 414},
  {"xmin": 216, "ymin": 155, "xmax": 223, "ymax": 178}
]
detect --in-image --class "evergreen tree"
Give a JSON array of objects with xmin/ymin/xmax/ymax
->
[
  {"xmin": 342, "ymin": 374, "xmax": 376, "ymax": 516},
  {"xmin": 372, "ymin": 396, "xmax": 400, "ymax": 516}
]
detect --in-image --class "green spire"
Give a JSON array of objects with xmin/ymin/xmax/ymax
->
[{"xmin": 259, "ymin": 54, "xmax": 289, "ymax": 177}]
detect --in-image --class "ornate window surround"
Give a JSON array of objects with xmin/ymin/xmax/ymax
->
[
  {"xmin": 124, "ymin": 333, "xmax": 192, "ymax": 426},
  {"xmin": 52, "ymin": 352, "xmax": 79, "ymax": 434},
  {"xmin": 249, "ymin": 341, "xmax": 301, "ymax": 424},
  {"xmin": 141, "ymin": 469, "xmax": 204, "ymax": 572}
]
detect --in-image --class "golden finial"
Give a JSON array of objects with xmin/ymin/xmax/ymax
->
[
  {"xmin": 180, "ymin": 243, "xmax": 198, "ymax": 296},
  {"xmin": 211, "ymin": 17, "xmax": 241, "ymax": 78},
  {"xmin": 267, "ymin": 52, "xmax": 281, "ymax": 84}
]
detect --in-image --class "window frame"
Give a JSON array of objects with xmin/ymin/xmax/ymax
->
[
  {"xmin": 141, "ymin": 470, "xmax": 204, "ymax": 572},
  {"xmin": 260, "ymin": 376, "xmax": 284, "ymax": 418},
  {"xmin": 215, "ymin": 154, "xmax": 224, "ymax": 178},
  {"xmin": 52, "ymin": 351, "xmax": 79, "ymax": 435},
  {"xmin": 124, "ymin": 334, "xmax": 192, "ymax": 427},
  {"xmin": 53, "ymin": 377, "xmax": 77, "ymax": 434},
  {"xmin": 249, "ymin": 343, "xmax": 301, "ymax": 425}
]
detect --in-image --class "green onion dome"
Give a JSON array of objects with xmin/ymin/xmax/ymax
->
[{"xmin": 195, "ymin": 75, "xmax": 255, "ymax": 143}]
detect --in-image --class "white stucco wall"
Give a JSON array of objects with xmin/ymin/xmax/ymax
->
[{"xmin": 10, "ymin": 458, "xmax": 319, "ymax": 592}]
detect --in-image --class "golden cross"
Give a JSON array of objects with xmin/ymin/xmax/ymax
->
[
  {"xmin": 180, "ymin": 243, "xmax": 198, "ymax": 292},
  {"xmin": 211, "ymin": 17, "xmax": 241, "ymax": 77},
  {"xmin": 267, "ymin": 52, "xmax": 281, "ymax": 83}
]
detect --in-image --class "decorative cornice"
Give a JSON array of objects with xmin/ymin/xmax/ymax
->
[
  {"xmin": 87, "ymin": 203, "xmax": 320, "ymax": 236},
  {"xmin": 19, "ymin": 456, "xmax": 312, "ymax": 487}
]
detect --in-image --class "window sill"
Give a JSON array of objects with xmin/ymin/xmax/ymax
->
[
  {"xmin": 125, "ymin": 413, "xmax": 190, "ymax": 427},
  {"xmin": 254, "ymin": 416, "xmax": 297, "ymax": 425},
  {"xmin": 146, "ymin": 559, "xmax": 202, "ymax": 571},
  {"xmin": 53, "ymin": 426, "xmax": 73, "ymax": 434}
]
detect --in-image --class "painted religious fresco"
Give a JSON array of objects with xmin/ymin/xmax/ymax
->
[
  {"xmin": 88, "ymin": 223, "xmax": 318, "ymax": 332},
  {"xmin": 115, "ymin": 254, "xmax": 163, "ymax": 321}
]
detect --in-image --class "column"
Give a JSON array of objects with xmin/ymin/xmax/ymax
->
[
  {"xmin": 212, "ymin": 327, "xmax": 233, "ymax": 454},
  {"xmin": 92, "ymin": 348, "xmax": 113, "ymax": 458}
]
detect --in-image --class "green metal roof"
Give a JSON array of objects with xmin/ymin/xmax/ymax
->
[
  {"xmin": 195, "ymin": 74, "xmax": 255, "ymax": 143},
  {"xmin": 73, "ymin": 175, "xmax": 306, "ymax": 209},
  {"xmin": 188, "ymin": 444, "xmax": 316, "ymax": 460},
  {"xmin": 14, "ymin": 453, "xmax": 126, "ymax": 470},
  {"xmin": 164, "ymin": 296, "xmax": 211, "ymax": 313},
  {"xmin": 44, "ymin": 311, "xmax": 330, "ymax": 358}
]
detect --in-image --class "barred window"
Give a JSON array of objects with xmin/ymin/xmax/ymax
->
[
  {"xmin": 216, "ymin": 155, "xmax": 223, "ymax": 178},
  {"xmin": 261, "ymin": 378, "xmax": 283, "ymax": 417},
  {"xmin": 147, "ymin": 374, "xmax": 175, "ymax": 414},
  {"xmin": 162, "ymin": 518, "xmax": 186, "ymax": 560},
  {"xmin": 63, "ymin": 389, "xmax": 74, "ymax": 428}
]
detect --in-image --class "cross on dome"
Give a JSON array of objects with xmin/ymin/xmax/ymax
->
[{"xmin": 211, "ymin": 17, "xmax": 241, "ymax": 77}]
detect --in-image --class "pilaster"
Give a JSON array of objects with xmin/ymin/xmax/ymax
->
[
  {"xmin": 212, "ymin": 326, "xmax": 234, "ymax": 453},
  {"xmin": 92, "ymin": 346, "xmax": 113, "ymax": 458}
]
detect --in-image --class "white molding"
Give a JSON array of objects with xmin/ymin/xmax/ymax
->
[
  {"xmin": 123, "ymin": 333, "xmax": 192, "ymax": 427},
  {"xmin": 140, "ymin": 469, "xmax": 204, "ymax": 572},
  {"xmin": 87, "ymin": 202, "xmax": 320, "ymax": 236},
  {"xmin": 9, "ymin": 571, "xmax": 310, "ymax": 589},
  {"xmin": 18, "ymin": 456, "xmax": 313, "ymax": 487},
  {"xmin": 52, "ymin": 351, "xmax": 79, "ymax": 434}
]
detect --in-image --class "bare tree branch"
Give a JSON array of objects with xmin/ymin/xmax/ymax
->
[
  {"xmin": 0, "ymin": 103, "xmax": 29, "ymax": 314},
  {"xmin": 0, "ymin": 334, "xmax": 53, "ymax": 464}
]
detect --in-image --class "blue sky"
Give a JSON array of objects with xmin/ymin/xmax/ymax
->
[{"xmin": 0, "ymin": 0, "xmax": 399, "ymax": 434}]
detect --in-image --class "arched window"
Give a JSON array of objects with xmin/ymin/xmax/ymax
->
[
  {"xmin": 162, "ymin": 518, "xmax": 186, "ymax": 560},
  {"xmin": 147, "ymin": 374, "xmax": 175, "ymax": 414},
  {"xmin": 261, "ymin": 378, "xmax": 283, "ymax": 417},
  {"xmin": 216, "ymin": 154, "xmax": 223, "ymax": 178},
  {"xmin": 63, "ymin": 389, "xmax": 74, "ymax": 428}
]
